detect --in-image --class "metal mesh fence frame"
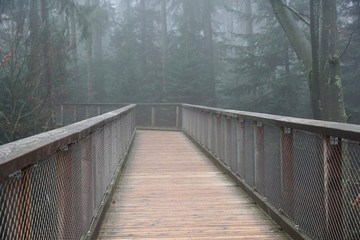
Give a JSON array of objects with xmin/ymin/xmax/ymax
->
[
  {"xmin": 0, "ymin": 107, "xmax": 135, "ymax": 240},
  {"xmin": 182, "ymin": 105, "xmax": 360, "ymax": 240}
]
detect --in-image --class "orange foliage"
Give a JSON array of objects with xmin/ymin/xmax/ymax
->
[
  {"xmin": 353, "ymin": 193, "xmax": 360, "ymax": 209},
  {"xmin": 1, "ymin": 52, "xmax": 12, "ymax": 65}
]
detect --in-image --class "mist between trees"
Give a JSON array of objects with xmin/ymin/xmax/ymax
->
[{"xmin": 0, "ymin": 0, "xmax": 359, "ymax": 144}]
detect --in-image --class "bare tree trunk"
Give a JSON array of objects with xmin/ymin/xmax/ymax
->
[
  {"xmin": 202, "ymin": 0, "xmax": 216, "ymax": 106},
  {"xmin": 140, "ymin": 0, "xmax": 147, "ymax": 74},
  {"xmin": 269, "ymin": 0, "xmax": 312, "ymax": 69},
  {"xmin": 93, "ymin": 0, "xmax": 102, "ymax": 62},
  {"xmin": 86, "ymin": 38, "xmax": 93, "ymax": 103},
  {"xmin": 86, "ymin": 0, "xmax": 93, "ymax": 103},
  {"xmin": 161, "ymin": 0, "xmax": 167, "ymax": 101},
  {"xmin": 70, "ymin": 8, "xmax": 78, "ymax": 63},
  {"xmin": 40, "ymin": 0, "xmax": 55, "ymax": 129},
  {"xmin": 318, "ymin": 0, "xmax": 346, "ymax": 122},
  {"xmin": 245, "ymin": 0, "xmax": 254, "ymax": 51},
  {"xmin": 93, "ymin": 0, "xmax": 104, "ymax": 101},
  {"xmin": 269, "ymin": 0, "xmax": 347, "ymax": 122}
]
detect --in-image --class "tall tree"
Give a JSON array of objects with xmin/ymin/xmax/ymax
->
[
  {"xmin": 161, "ymin": 0, "xmax": 167, "ymax": 101},
  {"xmin": 269, "ymin": 0, "xmax": 347, "ymax": 122},
  {"xmin": 202, "ymin": 0, "xmax": 216, "ymax": 106}
]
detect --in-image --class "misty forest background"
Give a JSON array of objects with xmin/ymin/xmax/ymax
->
[{"xmin": 0, "ymin": 0, "xmax": 360, "ymax": 144}]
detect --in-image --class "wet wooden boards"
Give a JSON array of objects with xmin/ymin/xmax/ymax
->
[{"xmin": 97, "ymin": 130, "xmax": 291, "ymax": 239}]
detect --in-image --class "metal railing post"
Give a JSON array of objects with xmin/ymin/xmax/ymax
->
[
  {"xmin": 151, "ymin": 105, "xmax": 156, "ymax": 127},
  {"xmin": 324, "ymin": 135, "xmax": 343, "ymax": 240},
  {"xmin": 208, "ymin": 112, "xmax": 212, "ymax": 151},
  {"xmin": 225, "ymin": 116, "xmax": 232, "ymax": 167},
  {"xmin": 254, "ymin": 121, "xmax": 265, "ymax": 193},
  {"xmin": 280, "ymin": 127, "xmax": 294, "ymax": 218},
  {"xmin": 237, "ymin": 118, "xmax": 245, "ymax": 178},
  {"xmin": 176, "ymin": 106, "xmax": 179, "ymax": 129},
  {"xmin": 215, "ymin": 114, "xmax": 221, "ymax": 159}
]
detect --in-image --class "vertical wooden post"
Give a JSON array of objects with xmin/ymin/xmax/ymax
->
[
  {"xmin": 237, "ymin": 118, "xmax": 245, "ymax": 178},
  {"xmin": 187, "ymin": 108, "xmax": 194, "ymax": 136},
  {"xmin": 201, "ymin": 111, "xmax": 208, "ymax": 145},
  {"xmin": 190, "ymin": 109, "xmax": 193, "ymax": 135},
  {"xmin": 324, "ymin": 136, "xmax": 343, "ymax": 240},
  {"xmin": 200, "ymin": 111, "xmax": 203, "ymax": 142},
  {"xmin": 97, "ymin": 106, "xmax": 101, "ymax": 116},
  {"xmin": 208, "ymin": 113, "xmax": 212, "ymax": 151},
  {"xmin": 73, "ymin": 105, "xmax": 77, "ymax": 123},
  {"xmin": 254, "ymin": 121, "xmax": 265, "ymax": 193},
  {"xmin": 60, "ymin": 104, "xmax": 64, "ymax": 126},
  {"xmin": 215, "ymin": 114, "xmax": 221, "ymax": 158},
  {"xmin": 183, "ymin": 107, "xmax": 187, "ymax": 131},
  {"xmin": 197, "ymin": 111, "xmax": 201, "ymax": 141},
  {"xmin": 280, "ymin": 127, "xmax": 294, "ymax": 218},
  {"xmin": 224, "ymin": 116, "xmax": 232, "ymax": 167},
  {"xmin": 176, "ymin": 106, "xmax": 179, "ymax": 129},
  {"xmin": 151, "ymin": 105, "xmax": 156, "ymax": 127}
]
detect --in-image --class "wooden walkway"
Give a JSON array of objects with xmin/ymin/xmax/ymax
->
[{"xmin": 97, "ymin": 130, "xmax": 291, "ymax": 239}]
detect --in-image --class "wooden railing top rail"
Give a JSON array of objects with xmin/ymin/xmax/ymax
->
[
  {"xmin": 182, "ymin": 104, "xmax": 360, "ymax": 141},
  {"xmin": 61, "ymin": 102, "xmax": 181, "ymax": 107},
  {"xmin": 0, "ymin": 104, "xmax": 135, "ymax": 181}
]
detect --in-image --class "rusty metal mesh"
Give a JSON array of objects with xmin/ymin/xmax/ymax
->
[
  {"xmin": 0, "ymin": 112, "xmax": 135, "ymax": 240},
  {"xmin": 182, "ymin": 107, "xmax": 360, "ymax": 240}
]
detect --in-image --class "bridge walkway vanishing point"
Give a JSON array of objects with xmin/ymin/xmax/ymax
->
[{"xmin": 97, "ymin": 130, "xmax": 291, "ymax": 239}]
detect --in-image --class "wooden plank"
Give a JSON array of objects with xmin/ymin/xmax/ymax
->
[{"xmin": 97, "ymin": 130, "xmax": 291, "ymax": 239}]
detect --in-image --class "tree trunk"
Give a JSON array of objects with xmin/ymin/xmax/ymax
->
[
  {"xmin": 269, "ymin": 0, "xmax": 312, "ymax": 69},
  {"xmin": 269, "ymin": 0, "xmax": 347, "ymax": 122},
  {"xmin": 318, "ymin": 0, "xmax": 347, "ymax": 122},
  {"xmin": 28, "ymin": 0, "xmax": 41, "ymax": 86},
  {"xmin": 70, "ymin": 8, "xmax": 78, "ymax": 63},
  {"xmin": 93, "ymin": 0, "xmax": 102, "ymax": 62},
  {"xmin": 245, "ymin": 0, "xmax": 254, "ymax": 51},
  {"xmin": 85, "ymin": 0, "xmax": 93, "ymax": 103},
  {"xmin": 40, "ymin": 0, "xmax": 55, "ymax": 130},
  {"xmin": 309, "ymin": 0, "xmax": 321, "ymax": 119},
  {"xmin": 202, "ymin": 0, "xmax": 216, "ymax": 106},
  {"xmin": 161, "ymin": 0, "xmax": 167, "ymax": 101},
  {"xmin": 93, "ymin": 0, "xmax": 105, "ymax": 101},
  {"xmin": 140, "ymin": 0, "xmax": 147, "ymax": 74}
]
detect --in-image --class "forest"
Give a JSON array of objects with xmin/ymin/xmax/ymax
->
[{"xmin": 0, "ymin": 0, "xmax": 359, "ymax": 144}]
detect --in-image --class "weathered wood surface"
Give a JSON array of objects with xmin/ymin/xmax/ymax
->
[{"xmin": 97, "ymin": 130, "xmax": 291, "ymax": 239}]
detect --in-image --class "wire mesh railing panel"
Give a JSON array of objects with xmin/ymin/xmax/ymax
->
[
  {"xmin": 0, "ymin": 106, "xmax": 135, "ymax": 240},
  {"xmin": 292, "ymin": 131, "xmax": 325, "ymax": 240},
  {"xmin": 92, "ymin": 129, "xmax": 106, "ymax": 212},
  {"xmin": 244, "ymin": 120, "xmax": 255, "ymax": 187},
  {"xmin": 342, "ymin": 140, "xmax": 360, "ymax": 240},
  {"xmin": 263, "ymin": 125, "xmax": 282, "ymax": 209},
  {"xmin": 230, "ymin": 118, "xmax": 238, "ymax": 172}
]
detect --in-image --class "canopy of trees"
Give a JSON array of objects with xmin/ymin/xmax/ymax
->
[{"xmin": 0, "ymin": 0, "xmax": 359, "ymax": 144}]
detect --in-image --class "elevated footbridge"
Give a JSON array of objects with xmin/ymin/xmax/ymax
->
[{"xmin": 1, "ymin": 104, "xmax": 359, "ymax": 240}]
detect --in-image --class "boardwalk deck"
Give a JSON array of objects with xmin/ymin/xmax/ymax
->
[{"xmin": 97, "ymin": 130, "xmax": 291, "ymax": 239}]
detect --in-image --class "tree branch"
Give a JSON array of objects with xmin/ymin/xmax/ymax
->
[
  {"xmin": 339, "ymin": 24, "xmax": 360, "ymax": 60},
  {"xmin": 283, "ymin": 3, "xmax": 310, "ymax": 27},
  {"xmin": 269, "ymin": 0, "xmax": 312, "ymax": 69}
]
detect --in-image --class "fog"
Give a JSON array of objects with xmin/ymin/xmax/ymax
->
[{"xmin": 0, "ymin": 0, "xmax": 359, "ymax": 143}]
